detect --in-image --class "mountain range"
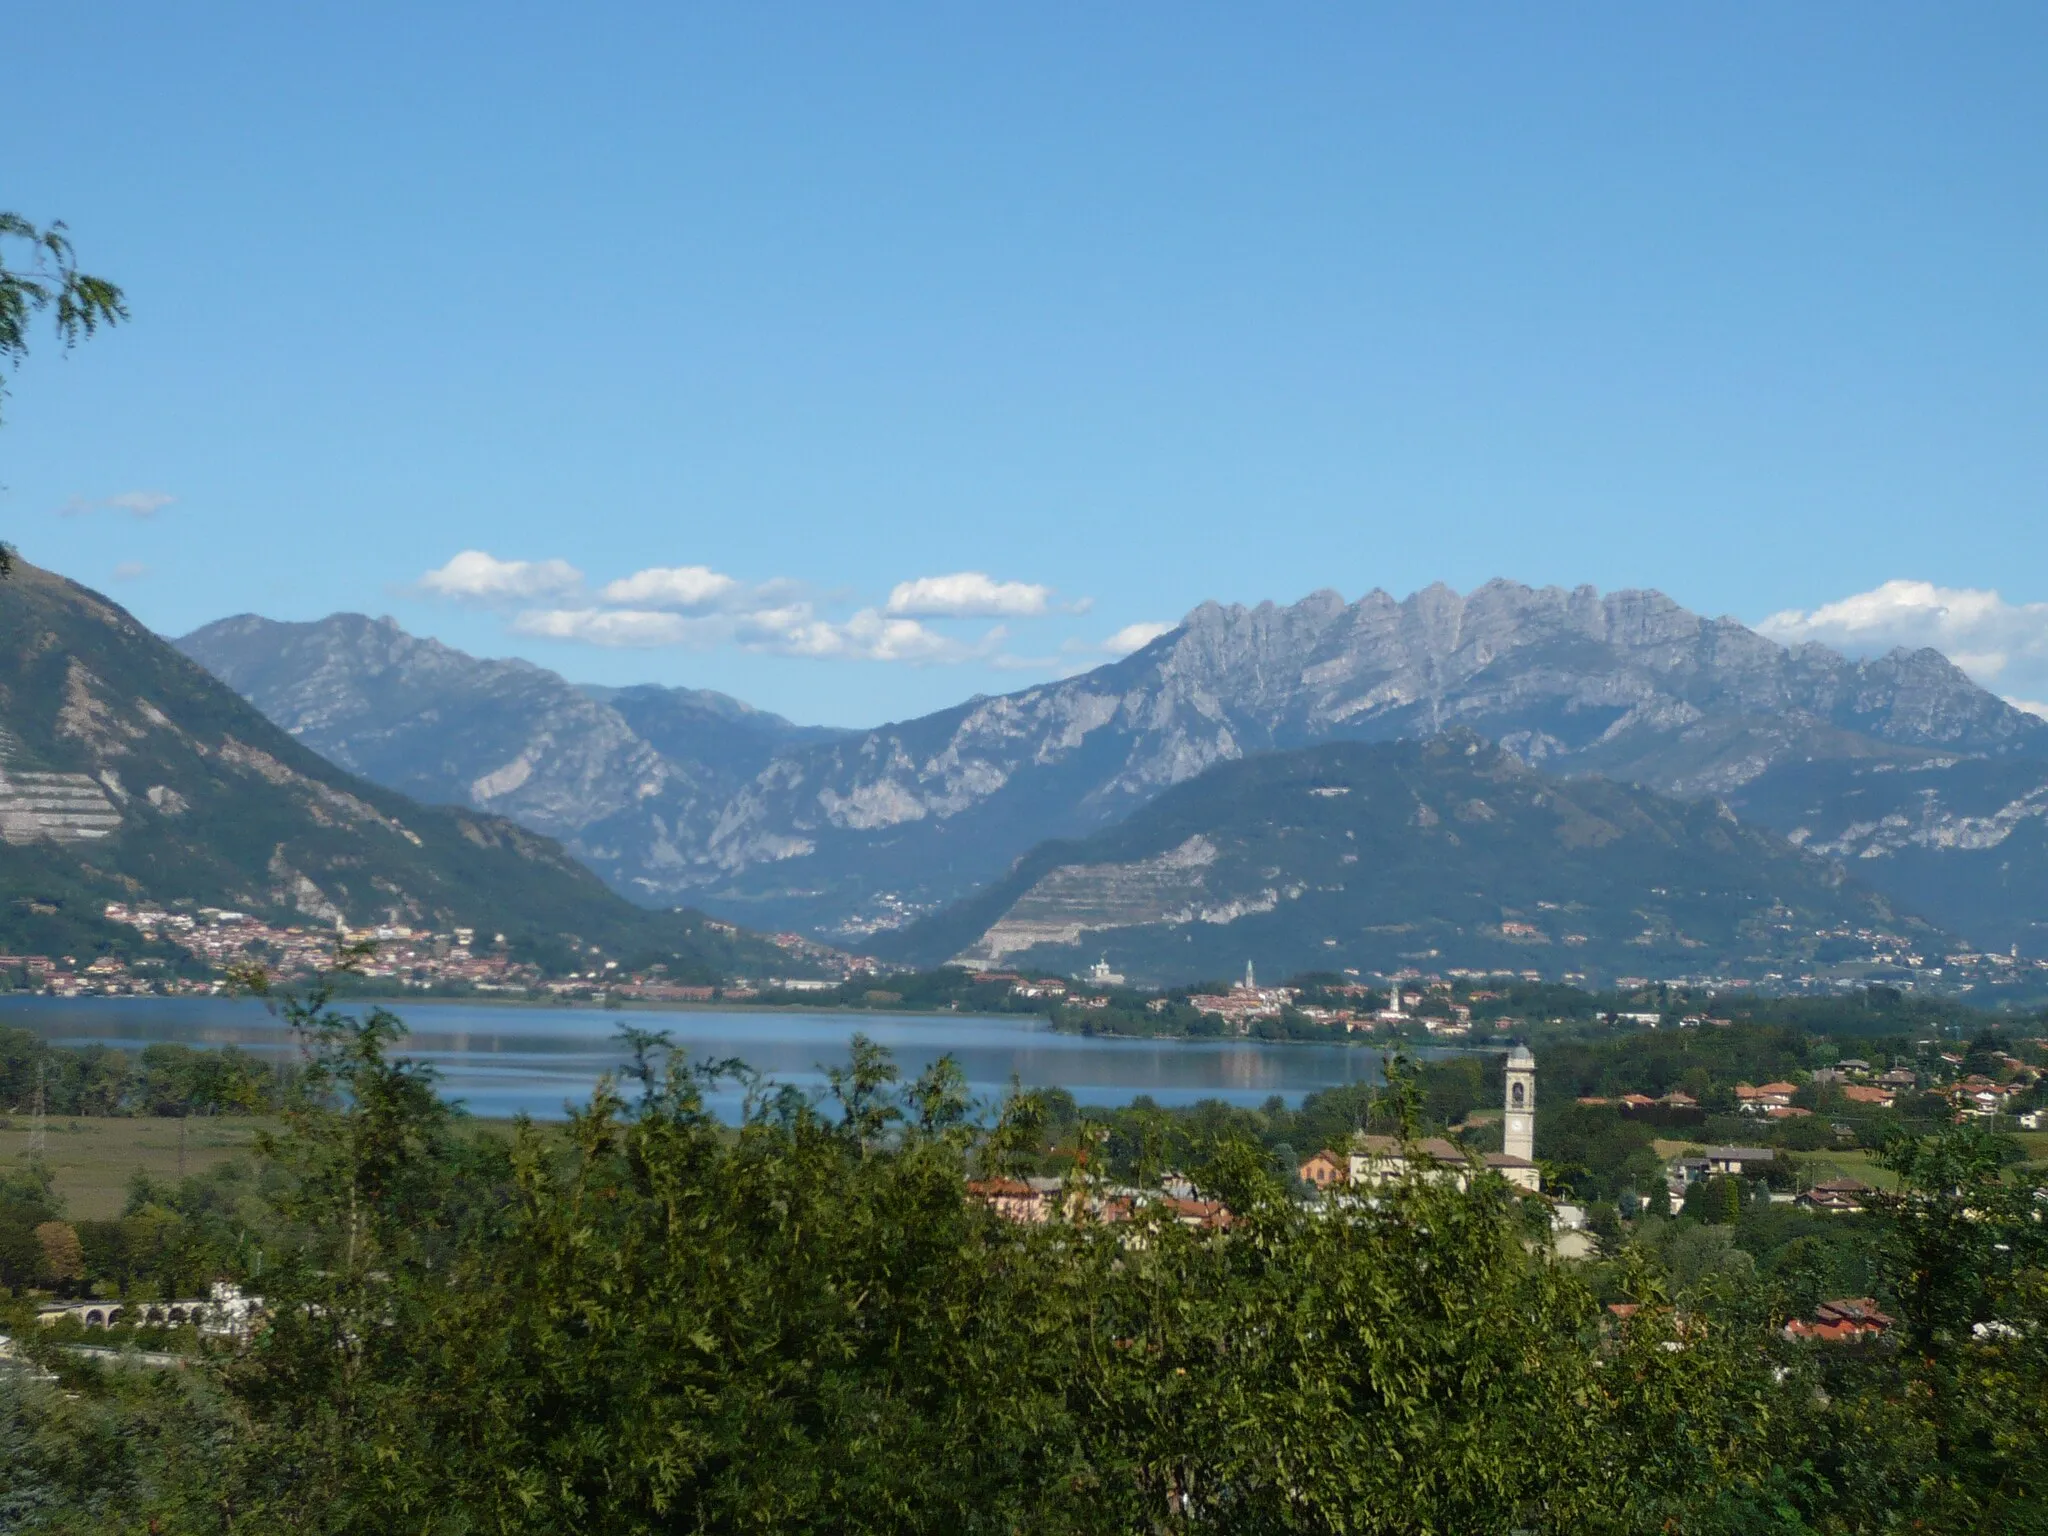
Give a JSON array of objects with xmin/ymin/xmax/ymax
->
[
  {"xmin": 880, "ymin": 733, "xmax": 1944, "ymax": 984},
  {"xmin": 175, "ymin": 580, "xmax": 2048, "ymax": 966},
  {"xmin": 0, "ymin": 562, "xmax": 801, "ymax": 979},
  {"xmin": 178, "ymin": 613, "xmax": 847, "ymax": 905},
  {"xmin": 678, "ymin": 581, "xmax": 2047, "ymax": 941}
]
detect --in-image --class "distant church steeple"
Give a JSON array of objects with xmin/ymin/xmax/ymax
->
[
  {"xmin": 1244, "ymin": 959, "xmax": 1256, "ymax": 991},
  {"xmin": 1503, "ymin": 1045, "xmax": 1536, "ymax": 1164}
]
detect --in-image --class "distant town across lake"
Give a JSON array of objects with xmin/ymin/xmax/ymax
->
[{"xmin": 0, "ymin": 997, "xmax": 1432, "ymax": 1121}]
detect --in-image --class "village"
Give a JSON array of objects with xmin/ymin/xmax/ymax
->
[
  {"xmin": 0, "ymin": 903, "xmax": 877, "ymax": 1001},
  {"xmin": 954, "ymin": 1040, "xmax": 2017, "ymax": 1349}
]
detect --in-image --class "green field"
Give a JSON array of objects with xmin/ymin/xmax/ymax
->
[
  {"xmin": 0, "ymin": 1115, "xmax": 273, "ymax": 1220},
  {"xmin": 1780, "ymin": 1147, "xmax": 1906, "ymax": 1192}
]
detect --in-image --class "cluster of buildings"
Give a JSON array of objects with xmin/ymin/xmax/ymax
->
[
  {"xmin": 0, "ymin": 950, "xmax": 182, "ymax": 998},
  {"xmin": 59, "ymin": 904, "xmax": 871, "ymax": 1000},
  {"xmin": 970, "ymin": 1050, "xmax": 1548, "ymax": 1237},
  {"xmin": 1294, "ymin": 1047, "xmax": 1545, "ymax": 1192},
  {"xmin": 963, "ymin": 1176, "xmax": 1234, "ymax": 1233},
  {"xmin": 1578, "ymin": 1088, "xmax": 1700, "ymax": 1111},
  {"xmin": 88, "ymin": 904, "xmax": 547, "ymax": 994},
  {"xmin": 1180, "ymin": 963, "xmax": 1300, "ymax": 1029}
]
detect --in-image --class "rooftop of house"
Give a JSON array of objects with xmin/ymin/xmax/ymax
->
[
  {"xmin": 1815, "ymin": 1298, "xmax": 1893, "ymax": 1328},
  {"xmin": 1352, "ymin": 1134, "xmax": 1466, "ymax": 1163}
]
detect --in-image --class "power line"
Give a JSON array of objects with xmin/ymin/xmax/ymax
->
[{"xmin": 27, "ymin": 1055, "xmax": 47, "ymax": 1162}]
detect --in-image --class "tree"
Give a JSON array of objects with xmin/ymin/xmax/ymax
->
[
  {"xmin": 34, "ymin": 1220, "xmax": 84, "ymax": 1290},
  {"xmin": 1852, "ymin": 1122, "xmax": 2048, "ymax": 1526},
  {"xmin": 0, "ymin": 214, "xmax": 127, "ymax": 419},
  {"xmin": 0, "ymin": 213, "xmax": 127, "ymax": 576}
]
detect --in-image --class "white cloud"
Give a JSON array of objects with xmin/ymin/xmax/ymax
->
[
  {"xmin": 110, "ymin": 561, "xmax": 148, "ymax": 582},
  {"xmin": 106, "ymin": 490, "xmax": 175, "ymax": 518},
  {"xmin": 59, "ymin": 490, "xmax": 175, "ymax": 518},
  {"xmin": 776, "ymin": 608, "xmax": 992, "ymax": 663},
  {"xmin": 515, "ymin": 600, "xmax": 992, "ymax": 664},
  {"xmin": 1100, "ymin": 621, "xmax": 1175, "ymax": 657},
  {"xmin": 1758, "ymin": 579, "xmax": 2048, "ymax": 706},
  {"xmin": 511, "ymin": 608, "xmax": 716, "ymax": 648},
  {"xmin": 418, "ymin": 550, "xmax": 584, "ymax": 605},
  {"xmin": 453, "ymin": 554, "xmax": 1064, "ymax": 666},
  {"xmin": 598, "ymin": 564, "xmax": 739, "ymax": 610},
  {"xmin": 885, "ymin": 571, "xmax": 1054, "ymax": 618}
]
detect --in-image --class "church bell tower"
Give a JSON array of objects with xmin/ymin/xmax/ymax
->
[{"xmin": 1503, "ymin": 1045, "xmax": 1536, "ymax": 1164}]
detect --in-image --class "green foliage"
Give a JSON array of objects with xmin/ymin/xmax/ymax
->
[
  {"xmin": 1535, "ymin": 1102, "xmax": 1663, "ymax": 1202},
  {"xmin": 0, "ymin": 1028, "xmax": 290, "ymax": 1118},
  {"xmin": 0, "ymin": 213, "xmax": 127, "ymax": 436},
  {"xmin": 1, "ymin": 995, "xmax": 2042, "ymax": 1532}
]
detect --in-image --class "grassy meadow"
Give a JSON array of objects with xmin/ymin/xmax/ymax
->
[{"xmin": 0, "ymin": 1115, "xmax": 273, "ymax": 1220}]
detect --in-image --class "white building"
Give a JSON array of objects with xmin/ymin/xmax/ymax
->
[{"xmin": 1346, "ymin": 1046, "xmax": 1541, "ymax": 1193}]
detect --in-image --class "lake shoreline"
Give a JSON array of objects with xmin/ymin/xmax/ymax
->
[
  {"xmin": 6, "ymin": 989, "xmax": 1478, "ymax": 1055},
  {"xmin": 0, "ymin": 997, "xmax": 1416, "ymax": 1121}
]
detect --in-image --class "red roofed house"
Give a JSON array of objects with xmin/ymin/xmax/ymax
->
[
  {"xmin": 1797, "ymin": 1178, "xmax": 1871, "ymax": 1215},
  {"xmin": 1784, "ymin": 1298, "xmax": 1893, "ymax": 1341},
  {"xmin": 965, "ymin": 1177, "xmax": 1053, "ymax": 1225}
]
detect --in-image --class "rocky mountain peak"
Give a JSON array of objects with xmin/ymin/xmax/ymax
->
[
  {"xmin": 176, "ymin": 580, "xmax": 2048, "ymax": 947},
  {"xmin": 177, "ymin": 612, "xmax": 847, "ymax": 907},
  {"xmin": 666, "ymin": 578, "xmax": 2044, "ymax": 936}
]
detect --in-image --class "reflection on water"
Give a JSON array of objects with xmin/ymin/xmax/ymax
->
[{"xmin": 0, "ymin": 996, "xmax": 1418, "ymax": 1121}]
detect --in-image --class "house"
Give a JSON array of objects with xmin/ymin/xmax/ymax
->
[
  {"xmin": 1483, "ymin": 1151, "xmax": 1541, "ymax": 1193},
  {"xmin": 1659, "ymin": 1090, "xmax": 1698, "ymax": 1109},
  {"xmin": 1346, "ymin": 1135, "xmax": 1542, "ymax": 1193},
  {"xmin": 1706, "ymin": 1147, "xmax": 1776, "ymax": 1177},
  {"xmin": 1348, "ymin": 1134, "xmax": 1471, "ymax": 1187},
  {"xmin": 1946, "ymin": 1080, "xmax": 2008, "ymax": 1119},
  {"xmin": 1551, "ymin": 1203, "xmax": 1596, "ymax": 1260},
  {"xmin": 1163, "ymin": 1197, "xmax": 1234, "ymax": 1232},
  {"xmin": 1735, "ymin": 1081, "xmax": 1798, "ymax": 1114},
  {"xmin": 1878, "ymin": 1068, "xmax": 1917, "ymax": 1090},
  {"xmin": 1297, "ymin": 1149, "xmax": 1347, "ymax": 1189},
  {"xmin": 1797, "ymin": 1178, "xmax": 1871, "ymax": 1215},
  {"xmin": 1839, "ymin": 1084, "xmax": 1894, "ymax": 1108},
  {"xmin": 1784, "ymin": 1298, "xmax": 1893, "ymax": 1342},
  {"xmin": 965, "ymin": 1177, "xmax": 1054, "ymax": 1225}
]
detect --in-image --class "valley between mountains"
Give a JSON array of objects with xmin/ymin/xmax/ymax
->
[{"xmin": 170, "ymin": 578, "xmax": 2048, "ymax": 987}]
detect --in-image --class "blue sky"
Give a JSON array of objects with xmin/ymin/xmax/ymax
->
[{"xmin": 5, "ymin": 4, "xmax": 2046, "ymax": 725}]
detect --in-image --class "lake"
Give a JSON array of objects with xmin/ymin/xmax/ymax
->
[{"xmin": 0, "ymin": 996, "xmax": 1448, "ymax": 1121}]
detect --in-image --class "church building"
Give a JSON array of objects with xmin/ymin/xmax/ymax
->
[
  {"xmin": 1488, "ymin": 1045, "xmax": 1540, "ymax": 1191},
  {"xmin": 1343, "ymin": 1043, "xmax": 1541, "ymax": 1192}
]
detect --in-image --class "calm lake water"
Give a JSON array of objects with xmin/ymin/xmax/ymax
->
[{"xmin": 0, "ymin": 996, "xmax": 1431, "ymax": 1121}]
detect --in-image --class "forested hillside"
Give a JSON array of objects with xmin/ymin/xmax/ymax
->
[{"xmin": 885, "ymin": 733, "xmax": 1944, "ymax": 982}]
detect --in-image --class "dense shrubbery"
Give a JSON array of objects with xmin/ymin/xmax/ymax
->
[
  {"xmin": 0, "ymin": 1030, "xmax": 288, "ymax": 1119},
  {"xmin": 0, "ymin": 983, "xmax": 2044, "ymax": 1533}
]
